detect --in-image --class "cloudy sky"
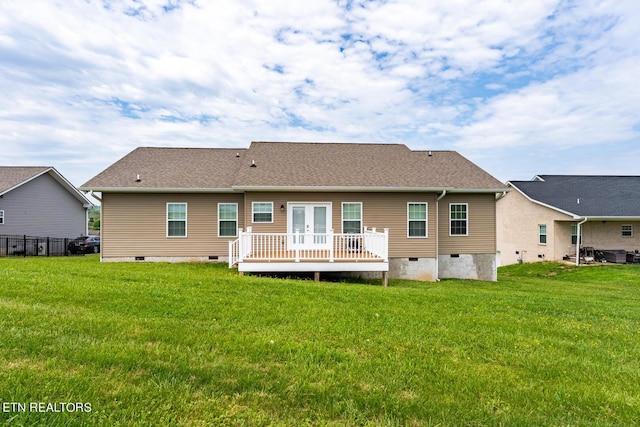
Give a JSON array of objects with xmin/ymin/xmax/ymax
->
[{"xmin": 1, "ymin": 0, "xmax": 639, "ymax": 189}]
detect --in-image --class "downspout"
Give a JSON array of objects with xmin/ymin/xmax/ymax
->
[
  {"xmin": 575, "ymin": 217, "xmax": 587, "ymax": 266},
  {"xmin": 88, "ymin": 190, "xmax": 102, "ymax": 203},
  {"xmin": 435, "ymin": 190, "xmax": 447, "ymax": 281},
  {"xmin": 88, "ymin": 191, "xmax": 103, "ymax": 261}
]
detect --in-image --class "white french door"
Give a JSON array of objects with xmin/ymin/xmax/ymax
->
[{"xmin": 288, "ymin": 203, "xmax": 332, "ymax": 249}]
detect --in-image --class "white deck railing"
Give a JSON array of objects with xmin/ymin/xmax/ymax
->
[{"xmin": 229, "ymin": 227, "xmax": 388, "ymax": 267}]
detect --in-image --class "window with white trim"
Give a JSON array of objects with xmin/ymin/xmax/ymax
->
[
  {"xmin": 218, "ymin": 203, "xmax": 238, "ymax": 237},
  {"xmin": 407, "ymin": 202, "xmax": 427, "ymax": 238},
  {"xmin": 449, "ymin": 203, "xmax": 468, "ymax": 236},
  {"xmin": 539, "ymin": 224, "xmax": 547, "ymax": 244},
  {"xmin": 571, "ymin": 224, "xmax": 581, "ymax": 245},
  {"xmin": 0, "ymin": 210, "xmax": 4, "ymax": 224},
  {"xmin": 252, "ymin": 202, "xmax": 273, "ymax": 223},
  {"xmin": 167, "ymin": 203, "xmax": 187, "ymax": 237},
  {"xmin": 622, "ymin": 224, "xmax": 633, "ymax": 237},
  {"xmin": 342, "ymin": 202, "xmax": 362, "ymax": 233}
]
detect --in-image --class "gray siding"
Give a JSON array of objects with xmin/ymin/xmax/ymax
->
[{"xmin": 0, "ymin": 173, "xmax": 87, "ymax": 238}]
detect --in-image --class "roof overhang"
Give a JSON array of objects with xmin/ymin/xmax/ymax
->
[
  {"xmin": 506, "ymin": 182, "xmax": 579, "ymax": 218},
  {"xmin": 3, "ymin": 167, "xmax": 93, "ymax": 207},
  {"xmin": 231, "ymin": 186, "xmax": 509, "ymax": 193},
  {"xmin": 81, "ymin": 186, "xmax": 509, "ymax": 195},
  {"xmin": 575, "ymin": 216, "xmax": 640, "ymax": 222},
  {"xmin": 79, "ymin": 187, "xmax": 236, "ymax": 194}
]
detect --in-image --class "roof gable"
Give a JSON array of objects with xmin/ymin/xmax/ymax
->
[
  {"xmin": 509, "ymin": 175, "xmax": 640, "ymax": 217},
  {"xmin": 81, "ymin": 142, "xmax": 505, "ymax": 192},
  {"xmin": 0, "ymin": 166, "xmax": 50, "ymax": 194},
  {"xmin": 0, "ymin": 166, "xmax": 91, "ymax": 205}
]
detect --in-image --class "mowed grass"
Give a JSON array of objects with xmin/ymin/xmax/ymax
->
[{"xmin": 0, "ymin": 257, "xmax": 639, "ymax": 426}]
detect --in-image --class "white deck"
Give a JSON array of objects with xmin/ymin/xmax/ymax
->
[{"xmin": 229, "ymin": 227, "xmax": 389, "ymax": 273}]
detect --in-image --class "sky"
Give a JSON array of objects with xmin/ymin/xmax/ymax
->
[{"xmin": 1, "ymin": 0, "xmax": 639, "ymax": 190}]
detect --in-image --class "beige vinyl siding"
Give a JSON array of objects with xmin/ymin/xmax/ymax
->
[
  {"xmin": 102, "ymin": 193, "xmax": 244, "ymax": 258},
  {"xmin": 244, "ymin": 192, "xmax": 438, "ymax": 258},
  {"xmin": 438, "ymin": 193, "xmax": 496, "ymax": 254}
]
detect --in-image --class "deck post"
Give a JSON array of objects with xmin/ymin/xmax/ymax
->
[
  {"xmin": 329, "ymin": 229, "xmax": 334, "ymax": 262},
  {"xmin": 295, "ymin": 230, "xmax": 300, "ymax": 262},
  {"xmin": 237, "ymin": 228, "xmax": 244, "ymax": 263},
  {"xmin": 382, "ymin": 271, "xmax": 388, "ymax": 287},
  {"xmin": 383, "ymin": 228, "xmax": 389, "ymax": 262},
  {"xmin": 314, "ymin": 272, "xmax": 320, "ymax": 282}
]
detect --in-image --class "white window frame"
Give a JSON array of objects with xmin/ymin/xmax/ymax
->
[
  {"xmin": 571, "ymin": 224, "xmax": 581, "ymax": 245},
  {"xmin": 342, "ymin": 202, "xmax": 362, "ymax": 234},
  {"xmin": 407, "ymin": 202, "xmax": 428, "ymax": 238},
  {"xmin": 539, "ymin": 224, "xmax": 547, "ymax": 245},
  {"xmin": 218, "ymin": 203, "xmax": 238, "ymax": 238},
  {"xmin": 449, "ymin": 203, "xmax": 468, "ymax": 236},
  {"xmin": 252, "ymin": 202, "xmax": 273, "ymax": 223},
  {"xmin": 0, "ymin": 210, "xmax": 4, "ymax": 225},
  {"xmin": 622, "ymin": 224, "xmax": 633, "ymax": 237},
  {"xmin": 166, "ymin": 203, "xmax": 187, "ymax": 238}
]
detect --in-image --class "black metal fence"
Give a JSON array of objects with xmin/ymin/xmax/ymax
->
[{"xmin": 0, "ymin": 234, "xmax": 77, "ymax": 258}]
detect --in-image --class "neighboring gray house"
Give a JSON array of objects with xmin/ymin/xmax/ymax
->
[
  {"xmin": 0, "ymin": 167, "xmax": 92, "ymax": 238},
  {"xmin": 497, "ymin": 175, "xmax": 640, "ymax": 265}
]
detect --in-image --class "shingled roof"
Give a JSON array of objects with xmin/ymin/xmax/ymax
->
[
  {"xmin": 1, "ymin": 166, "xmax": 91, "ymax": 205},
  {"xmin": 82, "ymin": 147, "xmax": 248, "ymax": 191},
  {"xmin": 81, "ymin": 142, "xmax": 505, "ymax": 192},
  {"xmin": 509, "ymin": 175, "xmax": 640, "ymax": 218},
  {"xmin": 0, "ymin": 166, "xmax": 51, "ymax": 194}
]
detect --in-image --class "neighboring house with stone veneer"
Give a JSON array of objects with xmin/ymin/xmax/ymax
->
[
  {"xmin": 497, "ymin": 175, "xmax": 640, "ymax": 266},
  {"xmin": 80, "ymin": 142, "xmax": 506, "ymax": 282},
  {"xmin": 0, "ymin": 166, "xmax": 92, "ymax": 238}
]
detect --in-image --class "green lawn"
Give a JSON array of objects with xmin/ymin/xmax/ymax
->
[{"xmin": 0, "ymin": 257, "xmax": 639, "ymax": 426}]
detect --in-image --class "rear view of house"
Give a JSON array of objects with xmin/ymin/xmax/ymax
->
[
  {"xmin": 497, "ymin": 175, "xmax": 640, "ymax": 265},
  {"xmin": 81, "ymin": 142, "xmax": 506, "ymax": 282}
]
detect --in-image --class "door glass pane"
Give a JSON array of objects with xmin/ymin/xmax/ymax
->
[
  {"xmin": 314, "ymin": 206, "xmax": 327, "ymax": 244},
  {"xmin": 292, "ymin": 207, "xmax": 305, "ymax": 244}
]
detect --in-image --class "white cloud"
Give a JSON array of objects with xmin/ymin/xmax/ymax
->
[{"xmin": 0, "ymin": 0, "xmax": 638, "ymax": 187}]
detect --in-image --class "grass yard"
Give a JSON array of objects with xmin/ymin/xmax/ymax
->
[{"xmin": 0, "ymin": 257, "xmax": 639, "ymax": 426}]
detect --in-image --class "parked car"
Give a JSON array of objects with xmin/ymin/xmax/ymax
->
[{"xmin": 68, "ymin": 236, "xmax": 101, "ymax": 254}]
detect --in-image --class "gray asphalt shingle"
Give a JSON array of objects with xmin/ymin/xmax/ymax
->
[
  {"xmin": 82, "ymin": 142, "xmax": 505, "ymax": 191},
  {"xmin": 510, "ymin": 175, "xmax": 640, "ymax": 217}
]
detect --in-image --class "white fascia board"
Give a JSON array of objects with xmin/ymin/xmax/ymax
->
[
  {"xmin": 578, "ymin": 216, "xmax": 640, "ymax": 222},
  {"xmin": 79, "ymin": 187, "xmax": 236, "ymax": 193},
  {"xmin": 46, "ymin": 167, "xmax": 94, "ymax": 206},
  {"xmin": 506, "ymin": 182, "xmax": 579, "ymax": 219},
  {"xmin": 0, "ymin": 167, "xmax": 48, "ymax": 197},
  {"xmin": 232, "ymin": 186, "xmax": 508, "ymax": 193},
  {"xmin": 1, "ymin": 167, "xmax": 93, "ymax": 206}
]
